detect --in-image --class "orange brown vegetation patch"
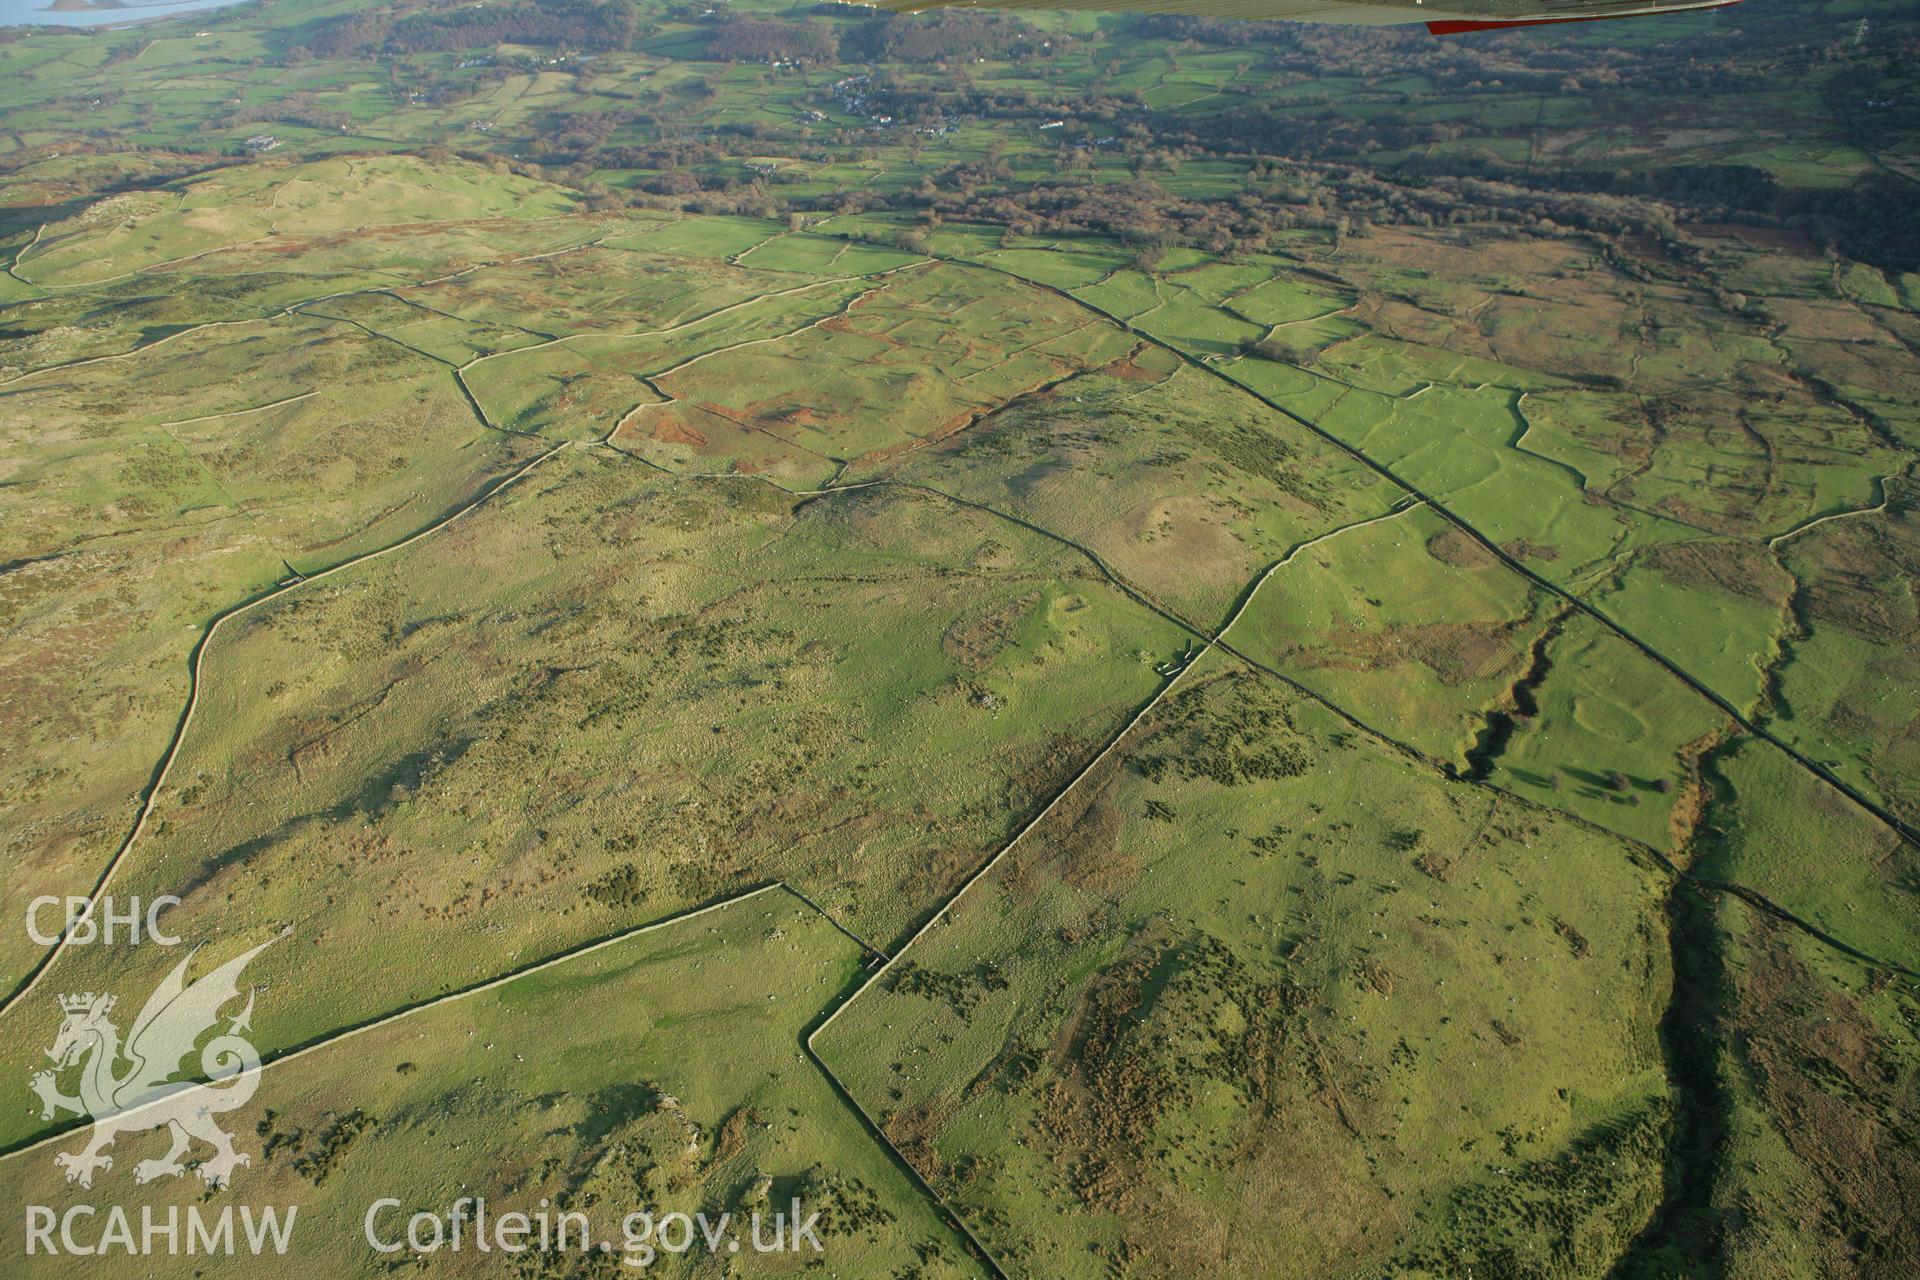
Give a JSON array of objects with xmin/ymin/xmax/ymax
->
[
  {"xmin": 1043, "ymin": 796, "xmax": 1138, "ymax": 896},
  {"xmin": 1502, "ymin": 538, "xmax": 1561, "ymax": 563},
  {"xmin": 879, "ymin": 1099, "xmax": 952, "ymax": 1184},
  {"xmin": 1730, "ymin": 925, "xmax": 1920, "ymax": 1275},
  {"xmin": 624, "ymin": 408, "xmax": 709, "ymax": 448},
  {"xmin": 1298, "ymin": 619, "xmax": 1531, "ymax": 686},
  {"xmin": 1793, "ymin": 504, "xmax": 1920, "ymax": 645},
  {"xmin": 940, "ymin": 590, "xmax": 1038, "ymax": 672},
  {"xmin": 1097, "ymin": 349, "xmax": 1166, "ymax": 382},
  {"xmin": 1426, "ymin": 527, "xmax": 1497, "ymax": 569},
  {"xmin": 1688, "ymin": 224, "xmax": 1821, "ymax": 255},
  {"xmin": 1670, "ymin": 728, "xmax": 1732, "ymax": 857},
  {"xmin": 1642, "ymin": 540, "xmax": 1795, "ymax": 606}
]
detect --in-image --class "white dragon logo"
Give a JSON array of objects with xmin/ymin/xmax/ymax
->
[{"xmin": 30, "ymin": 930, "xmax": 284, "ymax": 1189}]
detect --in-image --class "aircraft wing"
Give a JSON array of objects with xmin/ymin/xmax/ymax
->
[{"xmin": 860, "ymin": 0, "xmax": 1740, "ymax": 33}]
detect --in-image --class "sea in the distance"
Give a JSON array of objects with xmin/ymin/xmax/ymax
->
[{"xmin": 2, "ymin": 0, "xmax": 248, "ymax": 28}]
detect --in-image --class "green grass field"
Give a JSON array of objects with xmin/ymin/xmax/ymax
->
[
  {"xmin": 817, "ymin": 648, "xmax": 1677, "ymax": 1277},
  {"xmin": 0, "ymin": 1, "xmax": 1916, "ymax": 1274},
  {"xmin": 1, "ymin": 887, "xmax": 983, "ymax": 1278}
]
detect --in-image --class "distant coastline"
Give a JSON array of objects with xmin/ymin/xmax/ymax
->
[{"xmin": 2, "ymin": 0, "xmax": 247, "ymax": 28}]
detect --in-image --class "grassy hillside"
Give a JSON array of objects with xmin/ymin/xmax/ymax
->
[{"xmin": 0, "ymin": 1, "xmax": 1916, "ymax": 1276}]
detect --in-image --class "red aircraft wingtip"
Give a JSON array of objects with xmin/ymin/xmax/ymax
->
[{"xmin": 1428, "ymin": 0, "xmax": 1739, "ymax": 34}]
